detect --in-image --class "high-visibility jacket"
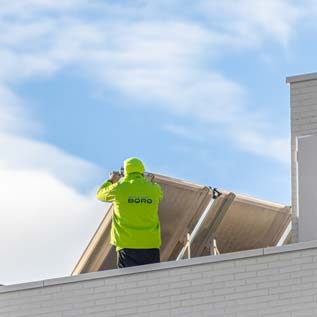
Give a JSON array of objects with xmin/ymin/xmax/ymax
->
[{"xmin": 96, "ymin": 173, "xmax": 163, "ymax": 250}]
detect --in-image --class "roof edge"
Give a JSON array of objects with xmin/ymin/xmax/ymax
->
[
  {"xmin": 2, "ymin": 240, "xmax": 317, "ymax": 294},
  {"xmin": 286, "ymin": 72, "xmax": 317, "ymax": 84}
]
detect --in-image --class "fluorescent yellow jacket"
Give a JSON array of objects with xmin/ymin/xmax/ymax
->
[{"xmin": 96, "ymin": 159, "xmax": 163, "ymax": 250}]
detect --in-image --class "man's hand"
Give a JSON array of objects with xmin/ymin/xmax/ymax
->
[{"xmin": 109, "ymin": 171, "xmax": 121, "ymax": 183}]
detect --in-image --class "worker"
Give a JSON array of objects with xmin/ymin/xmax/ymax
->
[{"xmin": 96, "ymin": 157, "xmax": 163, "ymax": 268}]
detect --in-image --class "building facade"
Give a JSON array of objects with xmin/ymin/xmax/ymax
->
[{"xmin": 1, "ymin": 242, "xmax": 317, "ymax": 316}]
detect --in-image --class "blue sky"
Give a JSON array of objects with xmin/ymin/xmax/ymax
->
[{"xmin": 1, "ymin": 0, "xmax": 317, "ymax": 284}]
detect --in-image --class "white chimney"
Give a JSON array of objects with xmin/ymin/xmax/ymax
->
[{"xmin": 287, "ymin": 72, "xmax": 317, "ymax": 242}]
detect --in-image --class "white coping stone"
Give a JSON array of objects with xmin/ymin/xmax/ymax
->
[
  {"xmin": 0, "ymin": 281, "xmax": 44, "ymax": 293},
  {"xmin": 43, "ymin": 248, "xmax": 263, "ymax": 287},
  {"xmin": 286, "ymin": 72, "xmax": 317, "ymax": 84},
  {"xmin": 1, "ymin": 241, "xmax": 317, "ymax": 294},
  {"xmin": 264, "ymin": 240, "xmax": 317, "ymax": 255}
]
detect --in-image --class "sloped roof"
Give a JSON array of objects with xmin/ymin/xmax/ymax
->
[{"xmin": 72, "ymin": 173, "xmax": 291, "ymax": 275}]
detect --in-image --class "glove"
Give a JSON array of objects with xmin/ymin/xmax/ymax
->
[{"xmin": 109, "ymin": 171, "xmax": 121, "ymax": 184}]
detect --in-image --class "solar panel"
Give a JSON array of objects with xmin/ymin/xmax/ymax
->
[
  {"xmin": 72, "ymin": 174, "xmax": 291, "ymax": 275},
  {"xmin": 187, "ymin": 191, "xmax": 291, "ymax": 258}
]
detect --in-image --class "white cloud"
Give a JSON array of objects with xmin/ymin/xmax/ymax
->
[
  {"xmin": 165, "ymin": 122, "xmax": 290, "ymax": 164},
  {"xmin": 0, "ymin": 93, "xmax": 104, "ymax": 285},
  {"xmin": 0, "ymin": 0, "xmax": 83, "ymax": 17},
  {"xmin": 0, "ymin": 133, "xmax": 102, "ymax": 188},
  {"xmin": 0, "ymin": 71, "xmax": 105, "ymax": 285},
  {"xmin": 164, "ymin": 124, "xmax": 200, "ymax": 140},
  {"xmin": 0, "ymin": 5, "xmax": 105, "ymax": 283},
  {"xmin": 0, "ymin": 110, "xmax": 104, "ymax": 285},
  {"xmin": 0, "ymin": 11, "xmax": 246, "ymax": 119},
  {"xmin": 0, "ymin": 128, "xmax": 106, "ymax": 285},
  {"xmin": 197, "ymin": 0, "xmax": 303, "ymax": 47},
  {"xmin": 0, "ymin": 165, "xmax": 107, "ymax": 285},
  {"xmin": 233, "ymin": 130, "xmax": 290, "ymax": 164},
  {"xmin": 0, "ymin": 85, "xmax": 36, "ymax": 134},
  {"xmin": 0, "ymin": 0, "xmax": 303, "ymax": 164}
]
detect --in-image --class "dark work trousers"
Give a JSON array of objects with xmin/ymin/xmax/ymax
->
[{"xmin": 117, "ymin": 248, "xmax": 160, "ymax": 268}]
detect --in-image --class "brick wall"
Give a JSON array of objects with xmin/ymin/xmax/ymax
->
[
  {"xmin": 287, "ymin": 73, "xmax": 317, "ymax": 243},
  {"xmin": 2, "ymin": 241, "xmax": 317, "ymax": 316}
]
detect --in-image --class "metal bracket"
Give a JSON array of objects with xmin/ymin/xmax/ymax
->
[
  {"xmin": 210, "ymin": 187, "xmax": 222, "ymax": 199},
  {"xmin": 187, "ymin": 233, "xmax": 191, "ymax": 259},
  {"xmin": 211, "ymin": 237, "xmax": 220, "ymax": 255}
]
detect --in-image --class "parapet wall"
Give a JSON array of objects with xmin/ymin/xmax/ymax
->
[{"xmin": 2, "ymin": 241, "xmax": 317, "ymax": 316}]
